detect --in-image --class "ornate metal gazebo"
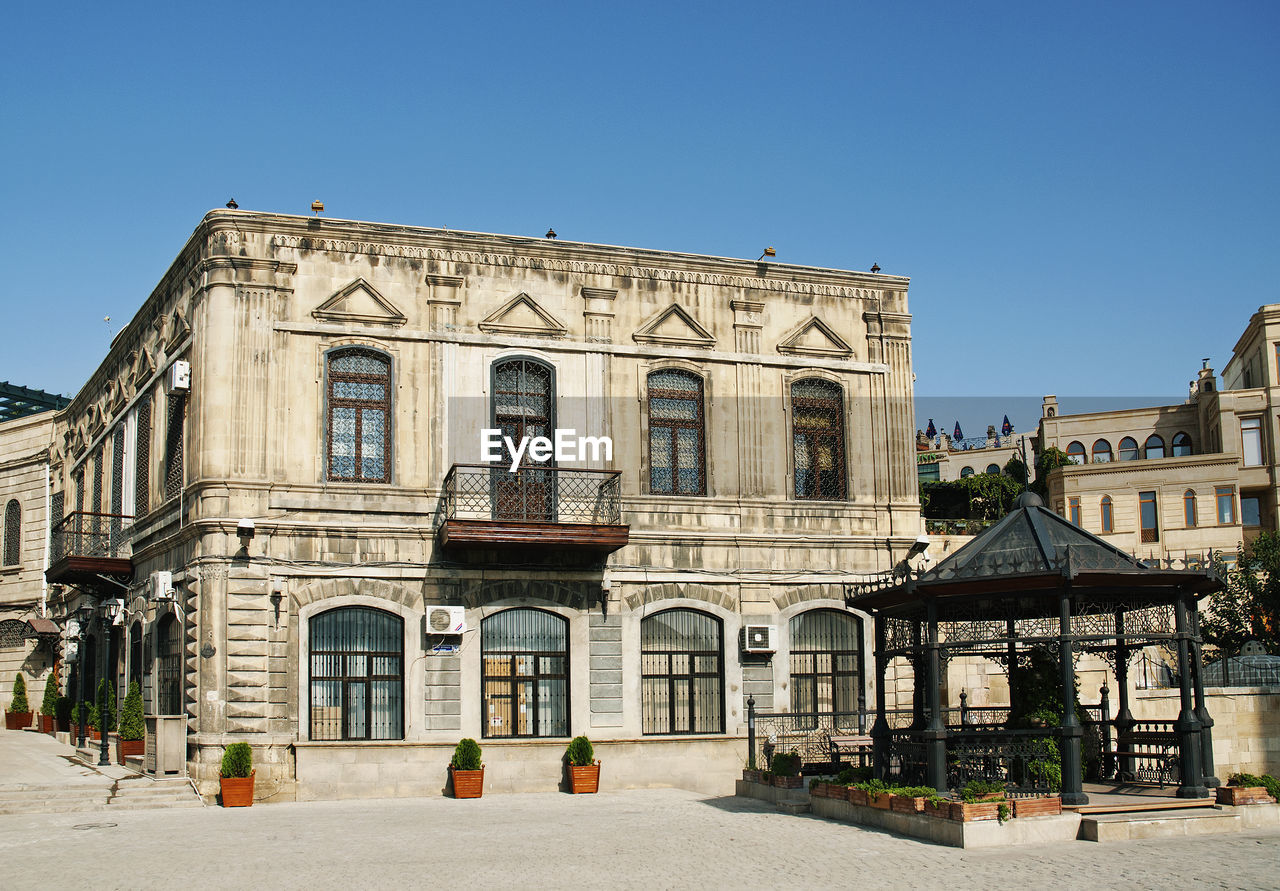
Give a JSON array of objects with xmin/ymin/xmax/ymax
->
[{"xmin": 848, "ymin": 492, "xmax": 1223, "ymax": 805}]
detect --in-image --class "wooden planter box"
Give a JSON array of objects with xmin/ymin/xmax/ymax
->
[
  {"xmin": 810, "ymin": 782, "xmax": 831, "ymax": 798},
  {"xmin": 742, "ymin": 769, "xmax": 763, "ymax": 784},
  {"xmin": 450, "ymin": 766, "xmax": 484, "ymax": 799},
  {"xmin": 219, "ymin": 772, "xmax": 255, "ymax": 807},
  {"xmin": 890, "ymin": 794, "xmax": 927, "ymax": 814},
  {"xmin": 569, "ymin": 761, "xmax": 600, "ymax": 794},
  {"xmin": 39, "ymin": 715, "xmax": 55, "ymax": 733},
  {"xmin": 772, "ymin": 775, "xmax": 803, "ymax": 789},
  {"xmin": 950, "ymin": 800, "xmax": 1002, "ymax": 822},
  {"xmin": 1013, "ymin": 796, "xmax": 1062, "ymax": 818},
  {"xmin": 869, "ymin": 792, "xmax": 895, "ymax": 810},
  {"xmin": 4, "ymin": 711, "xmax": 32, "ymax": 730},
  {"xmin": 923, "ymin": 798, "xmax": 952, "ymax": 819},
  {"xmin": 1217, "ymin": 786, "xmax": 1275, "ymax": 806},
  {"xmin": 847, "ymin": 787, "xmax": 870, "ymax": 807},
  {"xmin": 117, "ymin": 738, "xmax": 145, "ymax": 764}
]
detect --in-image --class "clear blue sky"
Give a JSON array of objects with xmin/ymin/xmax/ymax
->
[{"xmin": 3, "ymin": 1, "xmax": 1276, "ymax": 438}]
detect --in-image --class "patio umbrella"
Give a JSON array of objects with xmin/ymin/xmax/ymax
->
[
  {"xmin": 925, "ymin": 419, "xmax": 936, "ymax": 437},
  {"xmin": 1002, "ymin": 415, "xmax": 1013, "ymax": 436}
]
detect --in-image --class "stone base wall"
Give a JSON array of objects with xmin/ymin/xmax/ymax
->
[{"xmin": 1132, "ymin": 687, "xmax": 1280, "ymax": 777}]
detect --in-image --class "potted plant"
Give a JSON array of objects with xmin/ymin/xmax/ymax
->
[
  {"xmin": 39, "ymin": 676, "xmax": 58, "ymax": 733},
  {"xmin": 1217, "ymin": 773, "xmax": 1279, "ymax": 806},
  {"xmin": 566, "ymin": 735, "xmax": 600, "ymax": 794},
  {"xmin": 889, "ymin": 785, "xmax": 934, "ymax": 814},
  {"xmin": 88, "ymin": 678, "xmax": 115, "ymax": 741},
  {"xmin": 5, "ymin": 673, "xmax": 32, "ymax": 730},
  {"xmin": 449, "ymin": 738, "xmax": 484, "ymax": 799},
  {"xmin": 769, "ymin": 752, "xmax": 803, "ymax": 788},
  {"xmin": 116, "ymin": 680, "xmax": 145, "ymax": 763},
  {"xmin": 219, "ymin": 742, "xmax": 255, "ymax": 807}
]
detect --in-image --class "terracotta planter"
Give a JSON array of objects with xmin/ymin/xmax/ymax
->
[
  {"xmin": 847, "ymin": 787, "xmax": 870, "ymax": 807},
  {"xmin": 950, "ymin": 800, "xmax": 1002, "ymax": 822},
  {"xmin": 5, "ymin": 711, "xmax": 33, "ymax": 730},
  {"xmin": 1013, "ymin": 796, "xmax": 1062, "ymax": 818},
  {"xmin": 569, "ymin": 761, "xmax": 601, "ymax": 794},
  {"xmin": 890, "ymin": 794, "xmax": 927, "ymax": 814},
  {"xmin": 923, "ymin": 799, "xmax": 952, "ymax": 819},
  {"xmin": 116, "ymin": 738, "xmax": 145, "ymax": 764},
  {"xmin": 869, "ymin": 792, "xmax": 894, "ymax": 810},
  {"xmin": 771, "ymin": 774, "xmax": 803, "ymax": 789},
  {"xmin": 742, "ymin": 769, "xmax": 763, "ymax": 784},
  {"xmin": 1216, "ymin": 786, "xmax": 1274, "ymax": 806},
  {"xmin": 450, "ymin": 766, "xmax": 484, "ymax": 799},
  {"xmin": 40, "ymin": 715, "xmax": 55, "ymax": 733},
  {"xmin": 811, "ymin": 782, "xmax": 833, "ymax": 799},
  {"xmin": 220, "ymin": 772, "xmax": 255, "ymax": 807}
]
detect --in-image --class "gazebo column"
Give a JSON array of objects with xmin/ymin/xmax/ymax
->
[
  {"xmin": 1113, "ymin": 610, "xmax": 1135, "ymax": 782},
  {"xmin": 1173, "ymin": 591, "xmax": 1209, "ymax": 798},
  {"xmin": 1057, "ymin": 588, "xmax": 1087, "ymax": 805},
  {"xmin": 924, "ymin": 598, "xmax": 947, "ymax": 793},
  {"xmin": 910, "ymin": 620, "xmax": 925, "ymax": 731},
  {"xmin": 1005, "ymin": 619, "xmax": 1018, "ymax": 706},
  {"xmin": 1189, "ymin": 608, "xmax": 1219, "ymax": 787},
  {"xmin": 871, "ymin": 615, "xmax": 891, "ymax": 782}
]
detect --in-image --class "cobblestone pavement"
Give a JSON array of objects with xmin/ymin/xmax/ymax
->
[{"xmin": 0, "ymin": 788, "xmax": 1277, "ymax": 890}]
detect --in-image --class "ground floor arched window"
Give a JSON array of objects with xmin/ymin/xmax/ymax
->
[
  {"xmin": 309, "ymin": 607, "xmax": 404, "ymax": 740},
  {"xmin": 789, "ymin": 609, "xmax": 863, "ymax": 721},
  {"xmin": 641, "ymin": 609, "xmax": 723, "ymax": 735},
  {"xmin": 481, "ymin": 608, "xmax": 568, "ymax": 738}
]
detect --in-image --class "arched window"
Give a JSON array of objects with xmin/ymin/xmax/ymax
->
[
  {"xmin": 1172, "ymin": 432, "xmax": 1193, "ymax": 458},
  {"xmin": 0, "ymin": 619, "xmax": 25, "ymax": 649},
  {"xmin": 641, "ymin": 609, "xmax": 723, "ymax": 735},
  {"xmin": 3, "ymin": 499, "xmax": 19, "ymax": 566},
  {"xmin": 1118, "ymin": 437, "xmax": 1139, "ymax": 461},
  {"xmin": 309, "ymin": 607, "xmax": 404, "ymax": 740},
  {"xmin": 1143, "ymin": 434, "xmax": 1165, "ymax": 460},
  {"xmin": 1092, "ymin": 440, "xmax": 1113, "ymax": 463},
  {"xmin": 985, "ymin": 463, "xmax": 1001, "ymax": 475},
  {"xmin": 789, "ymin": 610, "xmax": 863, "ymax": 721},
  {"xmin": 492, "ymin": 357, "xmax": 555, "ymax": 466},
  {"xmin": 960, "ymin": 466, "xmax": 975, "ymax": 478},
  {"xmin": 128, "ymin": 621, "xmax": 143, "ymax": 687},
  {"xmin": 1066, "ymin": 441, "xmax": 1086, "ymax": 464},
  {"xmin": 481, "ymin": 609, "xmax": 568, "ymax": 738},
  {"xmin": 647, "ymin": 369, "xmax": 706, "ymax": 496},
  {"xmin": 1100, "ymin": 496, "xmax": 1113, "ymax": 534},
  {"xmin": 326, "ymin": 348, "xmax": 392, "ymax": 483},
  {"xmin": 1184, "ymin": 489, "xmax": 1197, "ymax": 528},
  {"xmin": 791, "ymin": 379, "xmax": 846, "ymax": 500},
  {"xmin": 156, "ymin": 614, "xmax": 182, "ymax": 715}
]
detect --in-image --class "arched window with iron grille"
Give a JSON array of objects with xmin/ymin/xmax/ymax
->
[
  {"xmin": 789, "ymin": 609, "xmax": 863, "ymax": 723},
  {"xmin": 309, "ymin": 607, "xmax": 404, "ymax": 740},
  {"xmin": 326, "ymin": 348, "xmax": 393, "ymax": 483},
  {"xmin": 3, "ymin": 500, "xmax": 19, "ymax": 566},
  {"xmin": 791, "ymin": 378, "xmax": 846, "ymax": 500}
]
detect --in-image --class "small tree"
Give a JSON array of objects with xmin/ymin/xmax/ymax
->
[
  {"xmin": 1004, "ymin": 453, "xmax": 1029, "ymax": 486},
  {"xmin": 118, "ymin": 680, "xmax": 144, "ymax": 741},
  {"xmin": 10, "ymin": 673, "xmax": 30, "ymax": 713},
  {"xmin": 41, "ymin": 674, "xmax": 59, "ymax": 717},
  {"xmin": 451, "ymin": 738, "xmax": 483, "ymax": 771},
  {"xmin": 220, "ymin": 742, "xmax": 253, "ymax": 778},
  {"xmin": 566, "ymin": 735, "xmax": 595, "ymax": 767},
  {"xmin": 1202, "ymin": 533, "xmax": 1280, "ymax": 654}
]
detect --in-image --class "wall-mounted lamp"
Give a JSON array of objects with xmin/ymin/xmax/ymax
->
[
  {"xmin": 237, "ymin": 519, "xmax": 256, "ymax": 552},
  {"xmin": 270, "ymin": 579, "xmax": 285, "ymax": 627},
  {"xmin": 102, "ymin": 598, "xmax": 124, "ymax": 625},
  {"xmin": 757, "ymin": 247, "xmax": 776, "ymax": 261}
]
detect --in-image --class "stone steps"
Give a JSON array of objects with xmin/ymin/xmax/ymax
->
[
  {"xmin": 0, "ymin": 779, "xmax": 202, "ymax": 815},
  {"xmin": 1079, "ymin": 807, "xmax": 1241, "ymax": 842}
]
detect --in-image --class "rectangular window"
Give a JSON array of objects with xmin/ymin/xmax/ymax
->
[
  {"xmin": 1101, "ymin": 498, "xmax": 1113, "ymax": 534},
  {"xmin": 1242, "ymin": 496, "xmax": 1261, "ymax": 527},
  {"xmin": 164, "ymin": 394, "xmax": 185, "ymax": 500},
  {"xmin": 1068, "ymin": 497, "xmax": 1081, "ymax": 526},
  {"xmin": 135, "ymin": 397, "xmax": 151, "ymax": 515},
  {"xmin": 1241, "ymin": 417, "xmax": 1263, "ymax": 467},
  {"xmin": 1139, "ymin": 491, "xmax": 1159, "ymax": 543},
  {"xmin": 1216, "ymin": 486, "xmax": 1236, "ymax": 525}
]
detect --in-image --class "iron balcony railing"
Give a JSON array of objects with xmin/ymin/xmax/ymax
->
[
  {"xmin": 441, "ymin": 464, "xmax": 623, "ymax": 526},
  {"xmin": 50, "ymin": 511, "xmax": 133, "ymax": 564}
]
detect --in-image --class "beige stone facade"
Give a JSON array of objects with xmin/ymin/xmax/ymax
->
[{"xmin": 32, "ymin": 210, "xmax": 920, "ymax": 800}]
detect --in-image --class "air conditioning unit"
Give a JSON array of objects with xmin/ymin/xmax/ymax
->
[
  {"xmin": 425, "ymin": 605, "xmax": 466, "ymax": 635},
  {"xmin": 165, "ymin": 360, "xmax": 191, "ymax": 393},
  {"xmin": 148, "ymin": 570, "xmax": 174, "ymax": 601},
  {"xmin": 741, "ymin": 624, "xmax": 777, "ymax": 654}
]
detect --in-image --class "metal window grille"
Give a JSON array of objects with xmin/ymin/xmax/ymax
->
[
  {"xmin": 791, "ymin": 379, "xmax": 846, "ymax": 500},
  {"xmin": 164, "ymin": 395, "xmax": 185, "ymax": 500},
  {"xmin": 309, "ymin": 607, "xmax": 404, "ymax": 741},
  {"xmin": 156, "ymin": 615, "xmax": 182, "ymax": 715},
  {"xmin": 2, "ymin": 500, "xmax": 18, "ymax": 566},
  {"xmin": 789, "ymin": 609, "xmax": 863, "ymax": 724},
  {"xmin": 647, "ymin": 369, "xmax": 705, "ymax": 496},
  {"xmin": 50, "ymin": 491, "xmax": 63, "ymax": 538},
  {"xmin": 490, "ymin": 359, "xmax": 556, "ymax": 520},
  {"xmin": 111, "ymin": 427, "xmax": 125, "ymax": 543},
  {"xmin": 128, "ymin": 622, "xmax": 143, "ymax": 687},
  {"xmin": 481, "ymin": 609, "xmax": 568, "ymax": 738},
  {"xmin": 326, "ymin": 349, "xmax": 392, "ymax": 483},
  {"xmin": 92, "ymin": 449, "xmax": 103, "ymax": 515},
  {"xmin": 0, "ymin": 619, "xmax": 25, "ymax": 648},
  {"xmin": 135, "ymin": 396, "xmax": 151, "ymax": 513},
  {"xmin": 641, "ymin": 609, "xmax": 723, "ymax": 735},
  {"xmin": 74, "ymin": 469, "xmax": 84, "ymax": 514}
]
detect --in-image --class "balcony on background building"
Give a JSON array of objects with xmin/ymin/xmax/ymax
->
[
  {"xmin": 46, "ymin": 511, "xmax": 134, "ymax": 587},
  {"xmin": 438, "ymin": 464, "xmax": 628, "ymax": 554}
]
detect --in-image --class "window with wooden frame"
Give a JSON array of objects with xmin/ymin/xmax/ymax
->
[
  {"xmin": 641, "ymin": 609, "xmax": 723, "ymax": 735},
  {"xmin": 3, "ymin": 500, "xmax": 19, "ymax": 566},
  {"xmin": 164, "ymin": 394, "xmax": 186, "ymax": 499},
  {"xmin": 481, "ymin": 609, "xmax": 568, "ymax": 739},
  {"xmin": 1140, "ymin": 491, "xmax": 1159, "ymax": 542},
  {"xmin": 1143, "ymin": 434, "xmax": 1165, "ymax": 460},
  {"xmin": 647, "ymin": 369, "xmax": 706, "ymax": 496},
  {"xmin": 309, "ymin": 607, "xmax": 404, "ymax": 741},
  {"xmin": 1066, "ymin": 441, "xmax": 1086, "ymax": 464},
  {"xmin": 326, "ymin": 349, "xmax": 392, "ymax": 483},
  {"xmin": 1069, "ymin": 497, "xmax": 1081, "ymax": 526},
  {"xmin": 1100, "ymin": 496, "xmax": 1113, "ymax": 534},
  {"xmin": 1216, "ymin": 486, "xmax": 1236, "ymax": 525},
  {"xmin": 791, "ymin": 378, "xmax": 846, "ymax": 500},
  {"xmin": 1171, "ymin": 431, "xmax": 1193, "ymax": 458},
  {"xmin": 1118, "ymin": 437, "xmax": 1139, "ymax": 461},
  {"xmin": 1240, "ymin": 418, "xmax": 1263, "ymax": 467},
  {"xmin": 1092, "ymin": 439, "xmax": 1113, "ymax": 463},
  {"xmin": 1184, "ymin": 489, "xmax": 1197, "ymax": 528}
]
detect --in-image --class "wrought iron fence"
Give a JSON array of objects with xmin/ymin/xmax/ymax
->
[
  {"xmin": 1112, "ymin": 719, "xmax": 1179, "ymax": 786},
  {"xmin": 945, "ymin": 727, "xmax": 1061, "ymax": 794},
  {"xmin": 753, "ymin": 710, "xmax": 875, "ymax": 770},
  {"xmin": 441, "ymin": 464, "xmax": 622, "ymax": 525},
  {"xmin": 1201, "ymin": 649, "xmax": 1280, "ymax": 687},
  {"xmin": 50, "ymin": 511, "xmax": 132, "ymax": 563}
]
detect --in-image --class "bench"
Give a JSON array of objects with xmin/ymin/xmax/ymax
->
[
  {"xmin": 829, "ymin": 733, "xmax": 873, "ymax": 768},
  {"xmin": 1108, "ymin": 732, "xmax": 1179, "ymax": 787}
]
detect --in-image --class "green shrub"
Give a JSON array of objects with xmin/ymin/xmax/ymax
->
[
  {"xmin": 118, "ymin": 680, "xmax": 144, "ymax": 741},
  {"xmin": 220, "ymin": 742, "xmax": 253, "ymax": 778},
  {"xmin": 10, "ymin": 673, "xmax": 29, "ymax": 713},
  {"xmin": 770, "ymin": 751, "xmax": 801, "ymax": 777},
  {"xmin": 451, "ymin": 738, "xmax": 482, "ymax": 771},
  {"xmin": 92, "ymin": 679, "xmax": 116, "ymax": 733},
  {"xmin": 86, "ymin": 703, "xmax": 100, "ymax": 731},
  {"xmin": 958, "ymin": 779, "xmax": 1007, "ymax": 803},
  {"xmin": 70, "ymin": 702, "xmax": 80, "ymax": 726},
  {"xmin": 565, "ymin": 735, "xmax": 594, "ymax": 767},
  {"xmin": 834, "ymin": 766, "xmax": 871, "ymax": 786},
  {"xmin": 40, "ymin": 675, "xmax": 59, "ymax": 716},
  {"xmin": 1229, "ymin": 772, "xmax": 1280, "ymax": 801},
  {"xmin": 854, "ymin": 778, "xmax": 890, "ymax": 801}
]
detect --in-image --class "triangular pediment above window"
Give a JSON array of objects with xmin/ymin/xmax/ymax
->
[
  {"xmin": 777, "ymin": 316, "xmax": 854, "ymax": 358},
  {"xmin": 312, "ymin": 278, "xmax": 407, "ymax": 327},
  {"xmin": 632, "ymin": 304, "xmax": 716, "ymax": 349},
  {"xmin": 132, "ymin": 349, "xmax": 156, "ymax": 385},
  {"xmin": 477, "ymin": 293, "xmax": 568, "ymax": 337},
  {"xmin": 166, "ymin": 308, "xmax": 191, "ymax": 348}
]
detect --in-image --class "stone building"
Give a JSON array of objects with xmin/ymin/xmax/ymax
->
[{"xmin": 38, "ymin": 209, "xmax": 920, "ymax": 800}]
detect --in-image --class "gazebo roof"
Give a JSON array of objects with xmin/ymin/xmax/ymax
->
[{"xmin": 850, "ymin": 492, "xmax": 1222, "ymax": 614}]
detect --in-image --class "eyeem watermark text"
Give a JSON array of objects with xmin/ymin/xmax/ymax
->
[{"xmin": 481, "ymin": 429, "xmax": 613, "ymax": 472}]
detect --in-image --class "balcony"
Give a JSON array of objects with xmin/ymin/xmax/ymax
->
[
  {"xmin": 46, "ymin": 511, "xmax": 134, "ymax": 587},
  {"xmin": 438, "ymin": 464, "xmax": 628, "ymax": 554}
]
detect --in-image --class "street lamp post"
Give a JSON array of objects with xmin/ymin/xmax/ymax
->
[{"xmin": 98, "ymin": 599, "xmax": 122, "ymax": 767}]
